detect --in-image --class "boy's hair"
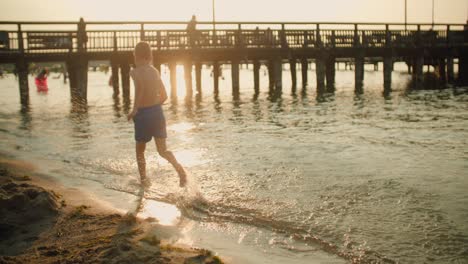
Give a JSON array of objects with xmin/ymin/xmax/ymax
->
[{"xmin": 134, "ymin": 41, "xmax": 152, "ymax": 61}]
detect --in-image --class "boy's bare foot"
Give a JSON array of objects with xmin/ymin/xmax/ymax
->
[{"xmin": 176, "ymin": 164, "xmax": 187, "ymax": 187}]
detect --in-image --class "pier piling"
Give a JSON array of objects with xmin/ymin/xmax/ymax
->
[
  {"xmin": 413, "ymin": 55, "xmax": 424, "ymax": 89},
  {"xmin": 121, "ymin": 62, "xmax": 130, "ymax": 99},
  {"xmin": 253, "ymin": 61, "xmax": 260, "ymax": 95},
  {"xmin": 169, "ymin": 62, "xmax": 177, "ymax": 99},
  {"xmin": 383, "ymin": 56, "xmax": 393, "ymax": 94},
  {"xmin": 326, "ymin": 57, "xmax": 336, "ymax": 93},
  {"xmin": 273, "ymin": 59, "xmax": 283, "ymax": 96},
  {"xmin": 16, "ymin": 60, "xmax": 29, "ymax": 105},
  {"xmin": 195, "ymin": 62, "xmax": 202, "ymax": 96},
  {"xmin": 289, "ymin": 59, "xmax": 297, "ymax": 93},
  {"xmin": 213, "ymin": 62, "xmax": 220, "ymax": 96},
  {"xmin": 458, "ymin": 52, "xmax": 468, "ymax": 86},
  {"xmin": 447, "ymin": 56, "xmax": 455, "ymax": 84},
  {"xmin": 354, "ymin": 56, "xmax": 364, "ymax": 94},
  {"xmin": 438, "ymin": 58, "xmax": 447, "ymax": 85},
  {"xmin": 316, "ymin": 58, "xmax": 326, "ymax": 95},
  {"xmin": 301, "ymin": 58, "xmax": 308, "ymax": 88},
  {"xmin": 267, "ymin": 61, "xmax": 275, "ymax": 94},
  {"xmin": 67, "ymin": 57, "xmax": 88, "ymax": 102},
  {"xmin": 184, "ymin": 62, "xmax": 193, "ymax": 98},
  {"xmin": 231, "ymin": 60, "xmax": 240, "ymax": 98},
  {"xmin": 110, "ymin": 59, "xmax": 120, "ymax": 95}
]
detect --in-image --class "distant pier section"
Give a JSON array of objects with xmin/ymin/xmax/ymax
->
[{"xmin": 0, "ymin": 20, "xmax": 467, "ymax": 105}]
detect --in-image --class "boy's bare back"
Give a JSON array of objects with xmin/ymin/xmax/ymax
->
[{"xmin": 131, "ymin": 65, "xmax": 167, "ymax": 108}]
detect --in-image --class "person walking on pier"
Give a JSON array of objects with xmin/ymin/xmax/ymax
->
[
  {"xmin": 127, "ymin": 41, "xmax": 187, "ymax": 187},
  {"xmin": 186, "ymin": 15, "xmax": 198, "ymax": 47},
  {"xmin": 77, "ymin": 17, "xmax": 88, "ymax": 51}
]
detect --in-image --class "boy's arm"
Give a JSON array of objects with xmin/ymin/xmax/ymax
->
[
  {"xmin": 155, "ymin": 69, "xmax": 168, "ymax": 104},
  {"xmin": 158, "ymin": 79, "xmax": 168, "ymax": 104},
  {"xmin": 128, "ymin": 70, "xmax": 141, "ymax": 121}
]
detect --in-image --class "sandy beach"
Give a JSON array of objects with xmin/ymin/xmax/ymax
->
[{"xmin": 0, "ymin": 156, "xmax": 224, "ymax": 264}]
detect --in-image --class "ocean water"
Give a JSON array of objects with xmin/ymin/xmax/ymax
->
[{"xmin": 0, "ymin": 63, "xmax": 467, "ymax": 263}]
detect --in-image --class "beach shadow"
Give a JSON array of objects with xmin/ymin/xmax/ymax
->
[{"xmin": 0, "ymin": 167, "xmax": 59, "ymax": 256}]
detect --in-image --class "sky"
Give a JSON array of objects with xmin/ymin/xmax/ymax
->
[{"xmin": 0, "ymin": 0, "xmax": 466, "ymax": 24}]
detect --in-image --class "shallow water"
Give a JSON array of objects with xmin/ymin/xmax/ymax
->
[{"xmin": 1, "ymin": 64, "xmax": 467, "ymax": 263}]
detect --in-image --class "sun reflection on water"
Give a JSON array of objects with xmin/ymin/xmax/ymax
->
[
  {"xmin": 138, "ymin": 199, "xmax": 181, "ymax": 226},
  {"xmin": 168, "ymin": 122, "xmax": 195, "ymax": 134}
]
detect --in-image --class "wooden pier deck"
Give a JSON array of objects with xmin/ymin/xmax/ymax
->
[{"xmin": 0, "ymin": 20, "xmax": 467, "ymax": 105}]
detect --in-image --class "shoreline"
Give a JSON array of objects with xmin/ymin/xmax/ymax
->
[{"xmin": 0, "ymin": 156, "xmax": 225, "ymax": 264}]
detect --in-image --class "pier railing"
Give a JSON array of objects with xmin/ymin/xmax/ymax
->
[{"xmin": 0, "ymin": 21, "xmax": 466, "ymax": 54}]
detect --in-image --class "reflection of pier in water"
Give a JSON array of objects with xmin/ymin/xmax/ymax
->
[{"xmin": 0, "ymin": 20, "xmax": 467, "ymax": 106}]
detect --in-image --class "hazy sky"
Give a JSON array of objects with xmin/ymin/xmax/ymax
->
[{"xmin": 0, "ymin": 0, "xmax": 466, "ymax": 24}]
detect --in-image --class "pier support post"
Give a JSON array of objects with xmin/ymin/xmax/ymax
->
[
  {"xmin": 231, "ymin": 60, "xmax": 240, "ymax": 98},
  {"xmin": 267, "ymin": 60, "xmax": 275, "ymax": 94},
  {"xmin": 67, "ymin": 61, "xmax": 77, "ymax": 97},
  {"xmin": 289, "ymin": 59, "xmax": 297, "ymax": 93},
  {"xmin": 253, "ymin": 61, "xmax": 260, "ymax": 95},
  {"xmin": 383, "ymin": 56, "xmax": 393, "ymax": 95},
  {"xmin": 301, "ymin": 58, "xmax": 308, "ymax": 88},
  {"xmin": 316, "ymin": 58, "xmax": 326, "ymax": 95},
  {"xmin": 447, "ymin": 56, "xmax": 455, "ymax": 84},
  {"xmin": 458, "ymin": 52, "xmax": 468, "ymax": 86},
  {"xmin": 325, "ymin": 57, "xmax": 336, "ymax": 93},
  {"xmin": 16, "ymin": 60, "xmax": 29, "ymax": 106},
  {"xmin": 195, "ymin": 62, "xmax": 202, "ymax": 96},
  {"xmin": 413, "ymin": 55, "xmax": 424, "ymax": 89},
  {"xmin": 354, "ymin": 56, "xmax": 364, "ymax": 94},
  {"xmin": 169, "ymin": 62, "xmax": 177, "ymax": 99},
  {"xmin": 184, "ymin": 62, "xmax": 193, "ymax": 98},
  {"xmin": 110, "ymin": 59, "xmax": 120, "ymax": 95},
  {"xmin": 274, "ymin": 59, "xmax": 283, "ymax": 96},
  {"xmin": 438, "ymin": 58, "xmax": 447, "ymax": 86},
  {"xmin": 68, "ymin": 56, "xmax": 88, "ymax": 102},
  {"xmin": 121, "ymin": 62, "xmax": 130, "ymax": 99},
  {"xmin": 213, "ymin": 62, "xmax": 220, "ymax": 96}
]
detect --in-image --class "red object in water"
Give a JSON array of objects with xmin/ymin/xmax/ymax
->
[{"xmin": 35, "ymin": 77, "xmax": 48, "ymax": 92}]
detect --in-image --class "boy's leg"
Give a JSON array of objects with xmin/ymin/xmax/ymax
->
[
  {"xmin": 155, "ymin": 138, "xmax": 187, "ymax": 186},
  {"xmin": 136, "ymin": 142, "xmax": 147, "ymax": 181}
]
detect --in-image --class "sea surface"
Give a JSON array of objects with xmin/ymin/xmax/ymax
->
[{"xmin": 0, "ymin": 63, "xmax": 467, "ymax": 263}]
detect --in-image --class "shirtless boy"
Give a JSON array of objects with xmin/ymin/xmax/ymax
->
[{"xmin": 127, "ymin": 41, "xmax": 187, "ymax": 187}]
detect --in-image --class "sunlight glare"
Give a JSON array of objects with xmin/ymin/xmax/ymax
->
[
  {"xmin": 168, "ymin": 122, "xmax": 195, "ymax": 133},
  {"xmin": 138, "ymin": 199, "xmax": 181, "ymax": 225}
]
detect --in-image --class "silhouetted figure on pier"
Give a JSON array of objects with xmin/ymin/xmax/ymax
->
[
  {"xmin": 77, "ymin": 17, "xmax": 88, "ymax": 51},
  {"xmin": 265, "ymin": 27, "xmax": 273, "ymax": 47},
  {"xmin": 253, "ymin": 27, "xmax": 260, "ymax": 46},
  {"xmin": 186, "ymin": 15, "xmax": 197, "ymax": 47}
]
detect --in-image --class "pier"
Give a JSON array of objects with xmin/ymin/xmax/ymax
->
[{"xmin": 0, "ymin": 20, "xmax": 467, "ymax": 105}]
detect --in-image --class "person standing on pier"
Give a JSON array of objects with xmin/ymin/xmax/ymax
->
[
  {"xmin": 77, "ymin": 17, "xmax": 88, "ymax": 51},
  {"xmin": 127, "ymin": 41, "xmax": 187, "ymax": 187},
  {"xmin": 186, "ymin": 15, "xmax": 198, "ymax": 47}
]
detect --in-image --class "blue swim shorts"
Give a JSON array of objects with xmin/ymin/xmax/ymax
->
[{"xmin": 133, "ymin": 104, "xmax": 167, "ymax": 142}]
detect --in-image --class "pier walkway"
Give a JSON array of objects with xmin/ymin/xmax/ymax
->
[{"xmin": 0, "ymin": 21, "xmax": 467, "ymax": 104}]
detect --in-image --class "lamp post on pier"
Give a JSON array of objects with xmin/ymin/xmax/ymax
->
[
  {"xmin": 432, "ymin": 0, "xmax": 435, "ymax": 26},
  {"xmin": 404, "ymin": 0, "xmax": 407, "ymax": 30},
  {"xmin": 212, "ymin": 0, "xmax": 216, "ymax": 33}
]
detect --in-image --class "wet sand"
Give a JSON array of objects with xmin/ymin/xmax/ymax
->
[{"xmin": 0, "ymin": 156, "xmax": 224, "ymax": 264}]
